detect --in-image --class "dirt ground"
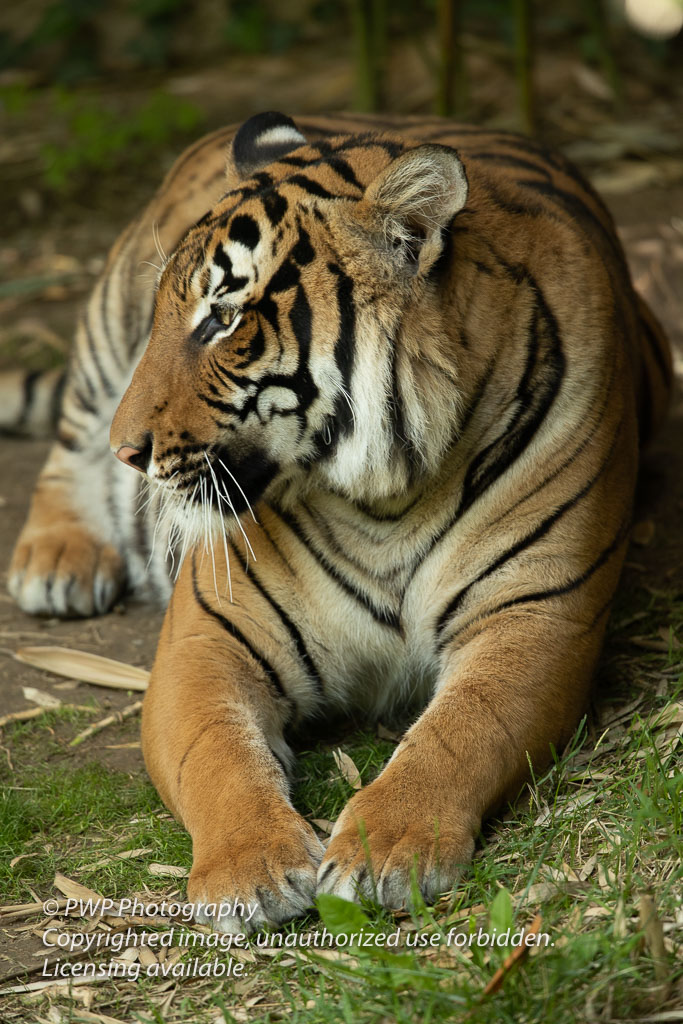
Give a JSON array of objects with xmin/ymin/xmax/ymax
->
[{"xmin": 1, "ymin": 37, "xmax": 682, "ymax": 786}]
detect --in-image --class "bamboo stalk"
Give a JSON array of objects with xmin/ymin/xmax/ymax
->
[
  {"xmin": 513, "ymin": 0, "xmax": 535, "ymax": 133},
  {"xmin": 349, "ymin": 0, "xmax": 387, "ymax": 111},
  {"xmin": 582, "ymin": 0, "xmax": 622, "ymax": 104},
  {"xmin": 435, "ymin": 0, "xmax": 466, "ymax": 117}
]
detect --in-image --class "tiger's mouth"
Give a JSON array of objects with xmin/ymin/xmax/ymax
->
[{"xmin": 159, "ymin": 446, "xmax": 279, "ymax": 521}]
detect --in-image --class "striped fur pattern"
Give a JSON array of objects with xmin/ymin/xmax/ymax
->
[{"xmin": 8, "ymin": 113, "xmax": 672, "ymax": 929}]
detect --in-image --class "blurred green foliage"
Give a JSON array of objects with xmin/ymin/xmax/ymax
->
[
  {"xmin": 1, "ymin": 0, "xmax": 679, "ymax": 83},
  {"xmin": 0, "ymin": 86, "xmax": 203, "ymax": 191}
]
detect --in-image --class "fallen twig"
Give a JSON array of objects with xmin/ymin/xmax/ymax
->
[
  {"xmin": 482, "ymin": 913, "xmax": 543, "ymax": 997},
  {"xmin": 70, "ymin": 700, "xmax": 143, "ymax": 747},
  {"xmin": 0, "ymin": 705, "xmax": 98, "ymax": 728}
]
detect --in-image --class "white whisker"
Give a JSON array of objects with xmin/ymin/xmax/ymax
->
[
  {"xmin": 213, "ymin": 456, "xmax": 256, "ymax": 564},
  {"xmin": 203, "ymin": 452, "xmax": 234, "ymax": 600},
  {"xmin": 216, "ymin": 457, "xmax": 259, "ymax": 525},
  {"xmin": 205, "ymin": 476, "xmax": 221, "ymax": 608},
  {"xmin": 340, "ymin": 385, "xmax": 357, "ymax": 426},
  {"xmin": 152, "ymin": 220, "xmax": 167, "ymax": 265}
]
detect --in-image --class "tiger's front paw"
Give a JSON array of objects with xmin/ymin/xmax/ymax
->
[
  {"xmin": 8, "ymin": 524, "xmax": 125, "ymax": 618},
  {"xmin": 188, "ymin": 809, "xmax": 325, "ymax": 934},
  {"xmin": 317, "ymin": 777, "xmax": 476, "ymax": 910}
]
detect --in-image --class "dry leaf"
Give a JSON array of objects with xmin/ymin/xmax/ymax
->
[
  {"xmin": 21, "ymin": 687, "xmax": 61, "ymax": 709},
  {"xmin": 332, "ymin": 748, "xmax": 362, "ymax": 789},
  {"xmin": 81, "ymin": 848, "xmax": 152, "ymax": 871},
  {"xmin": 524, "ymin": 881, "xmax": 558, "ymax": 903},
  {"xmin": 597, "ymin": 864, "xmax": 616, "ymax": 890},
  {"xmin": 15, "ymin": 647, "xmax": 149, "ymax": 691},
  {"xmin": 376, "ymin": 723, "xmax": 401, "ymax": 742},
  {"xmin": 572, "ymin": 64, "xmax": 613, "ymax": 101},
  {"xmin": 148, "ymin": 863, "xmax": 189, "ymax": 878},
  {"xmin": 311, "ymin": 818, "xmax": 335, "ymax": 834},
  {"xmin": 53, "ymin": 872, "xmax": 103, "ymax": 903},
  {"xmin": 10, "ymin": 852, "xmax": 39, "ymax": 868},
  {"xmin": 113, "ymin": 947, "xmax": 138, "ymax": 963},
  {"xmin": 579, "ymin": 854, "xmax": 598, "ymax": 881},
  {"xmin": 584, "ymin": 906, "xmax": 611, "ymax": 919}
]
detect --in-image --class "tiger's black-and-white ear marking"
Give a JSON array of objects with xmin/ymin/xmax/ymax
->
[
  {"xmin": 231, "ymin": 111, "xmax": 308, "ymax": 180},
  {"xmin": 366, "ymin": 144, "xmax": 468, "ymax": 273}
]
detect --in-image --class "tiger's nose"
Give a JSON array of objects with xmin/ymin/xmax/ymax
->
[{"xmin": 115, "ymin": 442, "xmax": 151, "ymax": 474}]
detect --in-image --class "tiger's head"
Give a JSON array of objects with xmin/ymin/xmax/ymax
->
[{"xmin": 110, "ymin": 112, "xmax": 468, "ymax": 540}]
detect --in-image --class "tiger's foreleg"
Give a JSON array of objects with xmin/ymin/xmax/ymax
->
[
  {"xmin": 142, "ymin": 551, "xmax": 324, "ymax": 933},
  {"xmin": 317, "ymin": 602, "xmax": 612, "ymax": 908}
]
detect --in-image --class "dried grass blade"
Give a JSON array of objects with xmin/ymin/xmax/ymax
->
[{"xmin": 15, "ymin": 646, "xmax": 150, "ymax": 691}]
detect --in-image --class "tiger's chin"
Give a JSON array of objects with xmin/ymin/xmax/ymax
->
[{"xmin": 148, "ymin": 446, "xmax": 280, "ymax": 581}]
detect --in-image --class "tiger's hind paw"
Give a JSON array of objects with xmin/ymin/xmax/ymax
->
[{"xmin": 8, "ymin": 525, "xmax": 125, "ymax": 618}]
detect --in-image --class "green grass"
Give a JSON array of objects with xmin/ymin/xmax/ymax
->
[{"xmin": 1, "ymin": 595, "xmax": 681, "ymax": 1023}]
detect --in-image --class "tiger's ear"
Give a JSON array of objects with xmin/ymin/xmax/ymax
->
[
  {"xmin": 228, "ymin": 111, "xmax": 307, "ymax": 181},
  {"xmin": 365, "ymin": 144, "xmax": 468, "ymax": 275}
]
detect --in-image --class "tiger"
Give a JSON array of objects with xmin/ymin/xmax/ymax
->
[{"xmin": 6, "ymin": 111, "xmax": 672, "ymax": 934}]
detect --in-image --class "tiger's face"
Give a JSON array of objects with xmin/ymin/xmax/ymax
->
[{"xmin": 110, "ymin": 112, "xmax": 468, "ymax": 539}]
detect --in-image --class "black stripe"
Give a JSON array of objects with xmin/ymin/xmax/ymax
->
[
  {"xmin": 71, "ymin": 385, "xmax": 98, "ymax": 416},
  {"xmin": 518, "ymin": 179, "xmax": 629, "ymax": 277},
  {"xmin": 312, "ymin": 262, "xmax": 356, "ymax": 460},
  {"xmin": 287, "ymin": 174, "xmax": 339, "ymax": 200},
  {"xmin": 81, "ymin": 314, "xmax": 116, "ymax": 398},
  {"xmin": 457, "ymin": 259, "xmax": 565, "ymax": 518},
  {"xmin": 388, "ymin": 327, "xmax": 410, "ymax": 455},
  {"xmin": 262, "ymin": 191, "xmax": 288, "ymax": 227},
  {"xmin": 436, "ymin": 417, "xmax": 622, "ymax": 642},
  {"xmin": 291, "ymin": 225, "xmax": 315, "ymax": 266},
  {"xmin": 487, "ymin": 352, "xmax": 619, "ymax": 527},
  {"xmin": 17, "ymin": 370, "xmax": 40, "ymax": 429},
  {"xmin": 353, "ymin": 494, "xmax": 421, "ymax": 523},
  {"xmin": 190, "ymin": 554, "xmax": 293, "ymax": 713},
  {"xmin": 213, "ymin": 244, "xmax": 249, "ymax": 293},
  {"xmin": 273, "ymin": 506, "xmax": 401, "ymax": 630},
  {"xmin": 229, "ymin": 542, "xmax": 324, "ymax": 700},
  {"xmin": 99, "ymin": 272, "xmax": 126, "ymax": 373},
  {"xmin": 50, "ymin": 370, "xmax": 67, "ymax": 426},
  {"xmin": 637, "ymin": 353, "xmax": 654, "ymax": 444},
  {"xmin": 269, "ymin": 258, "xmax": 300, "ymax": 294},
  {"xmin": 470, "ymin": 151, "xmax": 552, "ymax": 180},
  {"xmin": 278, "ymin": 152, "xmax": 365, "ymax": 193},
  {"xmin": 444, "ymin": 519, "xmax": 630, "ymax": 648}
]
